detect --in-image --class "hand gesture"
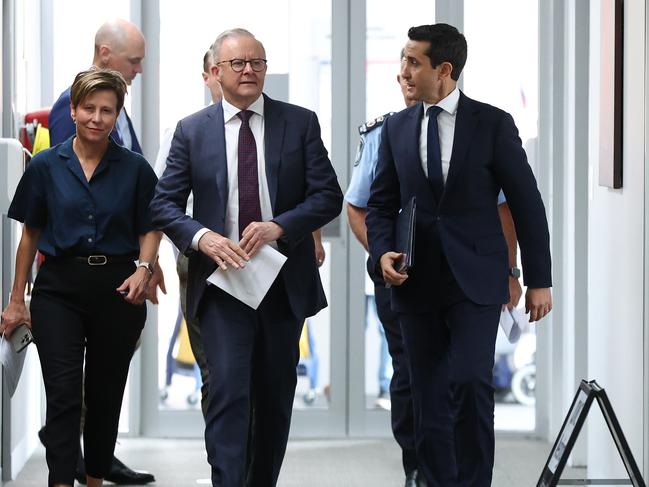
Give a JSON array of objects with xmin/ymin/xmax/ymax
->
[
  {"xmin": 379, "ymin": 252, "xmax": 408, "ymax": 287},
  {"xmin": 198, "ymin": 231, "xmax": 249, "ymax": 270},
  {"xmin": 504, "ymin": 276, "xmax": 523, "ymax": 310},
  {"xmin": 239, "ymin": 222, "xmax": 284, "ymax": 258},
  {"xmin": 116, "ymin": 267, "xmax": 151, "ymax": 305},
  {"xmin": 525, "ymin": 287, "xmax": 552, "ymax": 322},
  {"xmin": 145, "ymin": 260, "xmax": 167, "ymax": 304},
  {"xmin": 0, "ymin": 300, "xmax": 31, "ymax": 338}
]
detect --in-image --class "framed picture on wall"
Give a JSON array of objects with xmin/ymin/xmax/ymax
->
[{"xmin": 598, "ymin": 0, "xmax": 623, "ymax": 189}]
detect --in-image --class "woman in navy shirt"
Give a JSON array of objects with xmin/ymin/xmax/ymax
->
[{"xmin": 0, "ymin": 68, "xmax": 161, "ymax": 487}]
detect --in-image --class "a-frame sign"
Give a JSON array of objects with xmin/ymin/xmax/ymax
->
[{"xmin": 537, "ymin": 380, "xmax": 646, "ymax": 486}]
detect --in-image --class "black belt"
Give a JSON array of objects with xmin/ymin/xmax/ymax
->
[{"xmin": 46, "ymin": 254, "xmax": 137, "ymax": 266}]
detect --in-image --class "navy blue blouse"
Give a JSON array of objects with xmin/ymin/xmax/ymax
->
[{"xmin": 8, "ymin": 137, "xmax": 158, "ymax": 257}]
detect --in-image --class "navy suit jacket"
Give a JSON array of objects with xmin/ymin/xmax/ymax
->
[
  {"xmin": 49, "ymin": 87, "xmax": 143, "ymax": 154},
  {"xmin": 366, "ymin": 92, "xmax": 551, "ymax": 312},
  {"xmin": 150, "ymin": 94, "xmax": 343, "ymax": 319}
]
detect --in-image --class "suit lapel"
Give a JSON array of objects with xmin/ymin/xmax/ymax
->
[
  {"xmin": 444, "ymin": 92, "xmax": 479, "ymax": 195},
  {"xmin": 207, "ymin": 103, "xmax": 228, "ymax": 217},
  {"xmin": 263, "ymin": 94, "xmax": 285, "ymax": 212}
]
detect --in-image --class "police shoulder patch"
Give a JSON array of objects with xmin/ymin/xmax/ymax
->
[
  {"xmin": 353, "ymin": 137, "xmax": 365, "ymax": 166},
  {"xmin": 358, "ymin": 112, "xmax": 396, "ymax": 135}
]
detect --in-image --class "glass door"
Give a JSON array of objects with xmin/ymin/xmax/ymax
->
[{"xmin": 463, "ymin": 0, "xmax": 539, "ymax": 433}]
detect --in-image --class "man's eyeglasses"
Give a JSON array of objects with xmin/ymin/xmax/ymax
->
[{"xmin": 217, "ymin": 58, "xmax": 267, "ymax": 73}]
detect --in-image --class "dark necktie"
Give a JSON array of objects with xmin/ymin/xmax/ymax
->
[
  {"xmin": 237, "ymin": 110, "xmax": 262, "ymax": 238},
  {"xmin": 426, "ymin": 105, "xmax": 444, "ymax": 199}
]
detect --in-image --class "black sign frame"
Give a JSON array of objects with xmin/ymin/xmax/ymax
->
[{"xmin": 537, "ymin": 380, "xmax": 646, "ymax": 487}]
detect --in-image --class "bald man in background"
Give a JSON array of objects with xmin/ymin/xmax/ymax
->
[
  {"xmin": 45, "ymin": 18, "xmax": 156, "ymax": 486},
  {"xmin": 49, "ymin": 18, "xmax": 145, "ymax": 151}
]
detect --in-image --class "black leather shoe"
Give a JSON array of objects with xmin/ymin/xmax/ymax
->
[
  {"xmin": 106, "ymin": 456, "xmax": 155, "ymax": 485},
  {"xmin": 405, "ymin": 469, "xmax": 427, "ymax": 487}
]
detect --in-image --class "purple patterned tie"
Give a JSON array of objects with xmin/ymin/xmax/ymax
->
[{"xmin": 237, "ymin": 110, "xmax": 262, "ymax": 239}]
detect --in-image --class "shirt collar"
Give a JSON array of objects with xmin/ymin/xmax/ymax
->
[
  {"xmin": 222, "ymin": 95, "xmax": 265, "ymax": 123},
  {"xmin": 56, "ymin": 135, "xmax": 121, "ymax": 161},
  {"xmin": 423, "ymin": 86, "xmax": 460, "ymax": 117}
]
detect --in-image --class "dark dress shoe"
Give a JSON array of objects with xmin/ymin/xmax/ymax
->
[
  {"xmin": 106, "ymin": 456, "xmax": 155, "ymax": 485},
  {"xmin": 405, "ymin": 469, "xmax": 427, "ymax": 487}
]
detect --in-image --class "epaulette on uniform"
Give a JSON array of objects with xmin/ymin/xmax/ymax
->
[{"xmin": 358, "ymin": 112, "xmax": 395, "ymax": 135}]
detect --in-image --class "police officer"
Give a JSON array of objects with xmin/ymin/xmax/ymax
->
[{"xmin": 345, "ymin": 72, "xmax": 424, "ymax": 487}]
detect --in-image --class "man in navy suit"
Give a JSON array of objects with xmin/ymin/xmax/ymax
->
[
  {"xmin": 49, "ymin": 18, "xmax": 144, "ymax": 153},
  {"xmin": 150, "ymin": 29, "xmax": 342, "ymax": 487},
  {"xmin": 366, "ymin": 24, "xmax": 552, "ymax": 486}
]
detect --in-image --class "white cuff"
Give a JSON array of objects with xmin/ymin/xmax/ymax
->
[{"xmin": 191, "ymin": 228, "xmax": 210, "ymax": 250}]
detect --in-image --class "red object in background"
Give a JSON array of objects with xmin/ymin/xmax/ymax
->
[
  {"xmin": 19, "ymin": 108, "xmax": 51, "ymax": 153},
  {"xmin": 18, "ymin": 108, "xmax": 51, "ymax": 269}
]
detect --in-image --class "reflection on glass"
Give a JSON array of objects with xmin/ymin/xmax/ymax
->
[
  {"xmin": 156, "ymin": 239, "xmax": 200, "ymax": 411},
  {"xmin": 363, "ymin": 1, "xmax": 435, "ymax": 409},
  {"xmin": 294, "ymin": 242, "xmax": 332, "ymax": 410},
  {"xmin": 365, "ymin": 288, "xmax": 393, "ymax": 410},
  {"xmin": 464, "ymin": 0, "xmax": 539, "ymax": 432}
]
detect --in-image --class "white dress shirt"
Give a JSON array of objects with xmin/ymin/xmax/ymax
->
[
  {"xmin": 192, "ymin": 95, "xmax": 274, "ymax": 249},
  {"xmin": 419, "ymin": 87, "xmax": 460, "ymax": 183}
]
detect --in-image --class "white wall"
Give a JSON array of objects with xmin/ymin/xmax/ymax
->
[{"xmin": 587, "ymin": 0, "xmax": 645, "ymax": 477}]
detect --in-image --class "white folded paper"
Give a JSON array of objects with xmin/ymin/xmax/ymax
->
[
  {"xmin": 206, "ymin": 245, "xmax": 287, "ymax": 310},
  {"xmin": 0, "ymin": 333, "xmax": 28, "ymax": 397},
  {"xmin": 499, "ymin": 307, "xmax": 528, "ymax": 344}
]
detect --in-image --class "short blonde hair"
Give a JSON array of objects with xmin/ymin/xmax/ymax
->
[{"xmin": 70, "ymin": 67, "xmax": 127, "ymax": 113}]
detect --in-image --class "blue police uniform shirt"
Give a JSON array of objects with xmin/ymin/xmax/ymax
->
[
  {"xmin": 345, "ymin": 126, "xmax": 382, "ymax": 208},
  {"xmin": 8, "ymin": 137, "xmax": 157, "ymax": 256},
  {"xmin": 345, "ymin": 118, "xmax": 507, "ymax": 208}
]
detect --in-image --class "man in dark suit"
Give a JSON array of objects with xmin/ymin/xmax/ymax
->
[
  {"xmin": 366, "ymin": 24, "xmax": 552, "ymax": 486},
  {"xmin": 150, "ymin": 28, "xmax": 342, "ymax": 487},
  {"xmin": 49, "ymin": 18, "xmax": 144, "ymax": 153}
]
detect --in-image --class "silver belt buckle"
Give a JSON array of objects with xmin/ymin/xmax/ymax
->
[{"xmin": 87, "ymin": 255, "xmax": 107, "ymax": 265}]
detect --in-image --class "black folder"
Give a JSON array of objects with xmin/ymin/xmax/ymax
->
[{"xmin": 395, "ymin": 196, "xmax": 416, "ymax": 272}]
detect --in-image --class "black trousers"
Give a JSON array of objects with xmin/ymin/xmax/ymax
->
[
  {"xmin": 198, "ymin": 279, "xmax": 302, "ymax": 487},
  {"xmin": 30, "ymin": 259, "xmax": 145, "ymax": 486},
  {"xmin": 374, "ymin": 283, "xmax": 418, "ymax": 474},
  {"xmin": 399, "ymin": 258, "xmax": 500, "ymax": 487}
]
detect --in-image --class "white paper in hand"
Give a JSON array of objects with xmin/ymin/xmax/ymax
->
[
  {"xmin": 499, "ymin": 307, "xmax": 528, "ymax": 344},
  {"xmin": 206, "ymin": 245, "xmax": 287, "ymax": 310},
  {"xmin": 0, "ymin": 334, "xmax": 28, "ymax": 397}
]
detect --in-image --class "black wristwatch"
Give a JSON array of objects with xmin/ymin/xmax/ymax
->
[{"xmin": 509, "ymin": 266, "xmax": 521, "ymax": 279}]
